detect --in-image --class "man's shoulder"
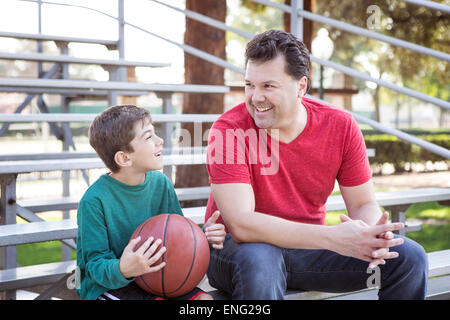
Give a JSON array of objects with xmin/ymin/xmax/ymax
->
[{"xmin": 303, "ymin": 96, "xmax": 354, "ymax": 126}]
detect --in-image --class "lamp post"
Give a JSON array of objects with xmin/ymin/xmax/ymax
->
[{"xmin": 311, "ymin": 28, "xmax": 334, "ymax": 100}]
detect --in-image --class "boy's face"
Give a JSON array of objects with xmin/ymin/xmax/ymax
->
[{"xmin": 127, "ymin": 118, "xmax": 164, "ymax": 172}]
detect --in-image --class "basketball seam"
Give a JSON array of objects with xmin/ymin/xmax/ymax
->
[
  {"xmin": 134, "ymin": 219, "xmax": 156, "ymax": 294},
  {"xmin": 161, "ymin": 213, "xmax": 171, "ymax": 298},
  {"xmin": 165, "ymin": 216, "xmax": 197, "ymax": 296}
]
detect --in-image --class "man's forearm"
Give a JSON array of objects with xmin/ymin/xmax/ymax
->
[
  {"xmin": 226, "ymin": 210, "xmax": 333, "ymax": 250},
  {"xmin": 348, "ymin": 202, "xmax": 383, "ymax": 226}
]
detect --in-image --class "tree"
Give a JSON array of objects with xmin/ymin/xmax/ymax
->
[
  {"xmin": 175, "ymin": 0, "xmax": 227, "ymax": 202},
  {"xmin": 313, "ymin": 0, "xmax": 449, "ymax": 125},
  {"xmin": 177, "ymin": 1, "xmax": 316, "ymax": 197}
]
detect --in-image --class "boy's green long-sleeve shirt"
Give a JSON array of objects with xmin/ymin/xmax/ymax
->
[{"xmin": 76, "ymin": 171, "xmax": 183, "ymax": 300}]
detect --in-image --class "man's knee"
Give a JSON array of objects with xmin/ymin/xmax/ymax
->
[
  {"xmin": 393, "ymin": 236, "xmax": 428, "ymax": 276},
  {"xmin": 232, "ymin": 242, "xmax": 286, "ymax": 299}
]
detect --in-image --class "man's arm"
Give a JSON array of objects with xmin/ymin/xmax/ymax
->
[
  {"xmin": 211, "ymin": 183, "xmax": 331, "ymax": 249},
  {"xmin": 211, "ymin": 182, "xmax": 404, "ymax": 263},
  {"xmin": 339, "ymin": 179, "xmax": 382, "ymax": 226}
]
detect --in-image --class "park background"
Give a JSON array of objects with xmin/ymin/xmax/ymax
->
[{"xmin": 0, "ymin": 0, "xmax": 448, "ymax": 298}]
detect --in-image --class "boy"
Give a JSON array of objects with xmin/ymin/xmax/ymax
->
[{"xmin": 76, "ymin": 105, "xmax": 225, "ymax": 300}]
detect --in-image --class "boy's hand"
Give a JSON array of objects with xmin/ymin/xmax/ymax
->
[
  {"xmin": 203, "ymin": 210, "xmax": 226, "ymax": 250},
  {"xmin": 119, "ymin": 236, "xmax": 166, "ymax": 279}
]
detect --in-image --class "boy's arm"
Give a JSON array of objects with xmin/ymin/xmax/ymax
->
[
  {"xmin": 78, "ymin": 200, "xmax": 133, "ymax": 288},
  {"xmin": 165, "ymin": 177, "xmax": 184, "ymax": 216}
]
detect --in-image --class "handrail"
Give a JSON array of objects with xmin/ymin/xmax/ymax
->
[
  {"xmin": 401, "ymin": 0, "xmax": 450, "ymax": 14},
  {"xmin": 311, "ymin": 56, "xmax": 450, "ymax": 110},
  {"xmin": 148, "ymin": 0, "xmax": 254, "ymax": 40},
  {"xmin": 148, "ymin": 0, "xmax": 449, "ymax": 110},
  {"xmin": 15, "ymin": 0, "xmax": 448, "ymax": 110},
  {"xmin": 4, "ymin": 0, "xmax": 450, "ymax": 160},
  {"xmin": 251, "ymin": 0, "xmax": 450, "ymax": 62},
  {"xmin": 305, "ymin": 95, "xmax": 450, "ymax": 159}
]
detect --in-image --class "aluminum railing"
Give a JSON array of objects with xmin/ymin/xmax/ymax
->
[{"xmin": 3, "ymin": 0, "xmax": 450, "ymax": 159}]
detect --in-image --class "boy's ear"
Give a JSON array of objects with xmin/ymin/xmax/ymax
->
[{"xmin": 114, "ymin": 150, "xmax": 132, "ymax": 168}]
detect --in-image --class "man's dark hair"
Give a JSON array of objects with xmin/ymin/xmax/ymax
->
[
  {"xmin": 89, "ymin": 105, "xmax": 151, "ymax": 173},
  {"xmin": 245, "ymin": 29, "xmax": 311, "ymax": 92}
]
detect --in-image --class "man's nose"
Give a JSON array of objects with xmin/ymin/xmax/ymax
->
[{"xmin": 251, "ymin": 88, "xmax": 265, "ymax": 104}]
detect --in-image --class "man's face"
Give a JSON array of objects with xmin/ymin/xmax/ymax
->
[{"xmin": 244, "ymin": 54, "xmax": 306, "ymax": 130}]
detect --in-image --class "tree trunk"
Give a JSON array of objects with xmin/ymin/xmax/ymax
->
[
  {"xmin": 373, "ymin": 85, "xmax": 381, "ymax": 122},
  {"xmin": 175, "ymin": 0, "xmax": 226, "ymax": 203},
  {"xmin": 283, "ymin": 0, "xmax": 314, "ymax": 52}
]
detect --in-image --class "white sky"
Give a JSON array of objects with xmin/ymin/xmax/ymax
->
[{"xmin": 0, "ymin": 0, "xmax": 188, "ymax": 83}]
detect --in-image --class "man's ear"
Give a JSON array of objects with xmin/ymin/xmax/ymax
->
[
  {"xmin": 297, "ymin": 76, "xmax": 308, "ymax": 98},
  {"xmin": 114, "ymin": 150, "xmax": 132, "ymax": 169}
]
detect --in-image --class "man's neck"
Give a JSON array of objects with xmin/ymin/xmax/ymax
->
[{"xmin": 267, "ymin": 102, "xmax": 308, "ymax": 144}]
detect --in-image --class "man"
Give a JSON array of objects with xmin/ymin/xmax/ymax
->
[{"xmin": 204, "ymin": 30, "xmax": 428, "ymax": 300}]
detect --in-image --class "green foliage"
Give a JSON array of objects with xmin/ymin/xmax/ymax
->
[
  {"xmin": 364, "ymin": 133, "xmax": 450, "ymax": 171},
  {"xmin": 314, "ymin": 0, "xmax": 449, "ymax": 109},
  {"xmin": 407, "ymin": 224, "xmax": 450, "ymax": 252},
  {"xmin": 326, "ymin": 202, "xmax": 450, "ymax": 252}
]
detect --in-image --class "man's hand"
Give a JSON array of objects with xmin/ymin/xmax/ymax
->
[
  {"xmin": 330, "ymin": 214, "xmax": 404, "ymax": 267},
  {"xmin": 203, "ymin": 210, "xmax": 226, "ymax": 250},
  {"xmin": 119, "ymin": 236, "xmax": 167, "ymax": 279}
]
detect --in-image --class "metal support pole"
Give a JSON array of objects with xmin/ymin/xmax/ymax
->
[
  {"xmin": 290, "ymin": 0, "xmax": 303, "ymax": 40},
  {"xmin": 0, "ymin": 174, "xmax": 18, "ymax": 300},
  {"xmin": 319, "ymin": 65, "xmax": 324, "ymax": 100},
  {"xmin": 117, "ymin": 0, "xmax": 126, "ymax": 81},
  {"xmin": 386, "ymin": 204, "xmax": 410, "ymax": 236},
  {"xmin": 57, "ymin": 42, "xmax": 72, "ymax": 262},
  {"xmin": 37, "ymin": 0, "xmax": 43, "ymax": 76},
  {"xmin": 157, "ymin": 93, "xmax": 174, "ymax": 181}
]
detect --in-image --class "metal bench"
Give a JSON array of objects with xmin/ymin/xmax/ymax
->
[
  {"xmin": 203, "ymin": 250, "xmax": 450, "ymax": 300},
  {"xmin": 0, "ymin": 51, "xmax": 170, "ymax": 69},
  {"xmin": 0, "ymin": 31, "xmax": 119, "ymax": 49}
]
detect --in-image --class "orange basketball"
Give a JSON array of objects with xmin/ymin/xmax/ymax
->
[{"xmin": 129, "ymin": 213, "xmax": 210, "ymax": 298}]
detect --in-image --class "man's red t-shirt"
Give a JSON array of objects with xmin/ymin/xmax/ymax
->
[{"xmin": 205, "ymin": 96, "xmax": 372, "ymax": 230}]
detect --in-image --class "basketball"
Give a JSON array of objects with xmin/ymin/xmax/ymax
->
[{"xmin": 129, "ymin": 213, "xmax": 210, "ymax": 298}]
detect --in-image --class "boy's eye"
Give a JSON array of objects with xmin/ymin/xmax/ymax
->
[{"xmin": 146, "ymin": 135, "xmax": 153, "ymax": 140}]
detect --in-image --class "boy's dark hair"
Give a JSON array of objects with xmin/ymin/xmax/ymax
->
[
  {"xmin": 245, "ymin": 29, "xmax": 311, "ymax": 92},
  {"xmin": 89, "ymin": 105, "xmax": 151, "ymax": 173}
]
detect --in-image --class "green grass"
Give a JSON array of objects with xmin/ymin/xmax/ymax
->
[
  {"xmin": 324, "ymin": 201, "xmax": 450, "ymax": 253},
  {"xmin": 17, "ymin": 242, "xmax": 76, "ymax": 266}
]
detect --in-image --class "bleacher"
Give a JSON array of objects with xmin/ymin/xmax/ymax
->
[{"xmin": 1, "ymin": 0, "xmax": 449, "ymax": 301}]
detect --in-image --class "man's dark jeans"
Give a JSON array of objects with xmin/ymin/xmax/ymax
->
[{"xmin": 207, "ymin": 234, "xmax": 428, "ymax": 300}]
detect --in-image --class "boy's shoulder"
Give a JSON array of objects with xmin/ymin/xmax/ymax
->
[
  {"xmin": 79, "ymin": 174, "xmax": 111, "ymax": 205},
  {"xmin": 80, "ymin": 171, "xmax": 170, "ymax": 201}
]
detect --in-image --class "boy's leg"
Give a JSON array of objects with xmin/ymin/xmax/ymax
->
[
  {"xmin": 285, "ymin": 235, "xmax": 428, "ymax": 300},
  {"xmin": 207, "ymin": 234, "xmax": 287, "ymax": 300}
]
